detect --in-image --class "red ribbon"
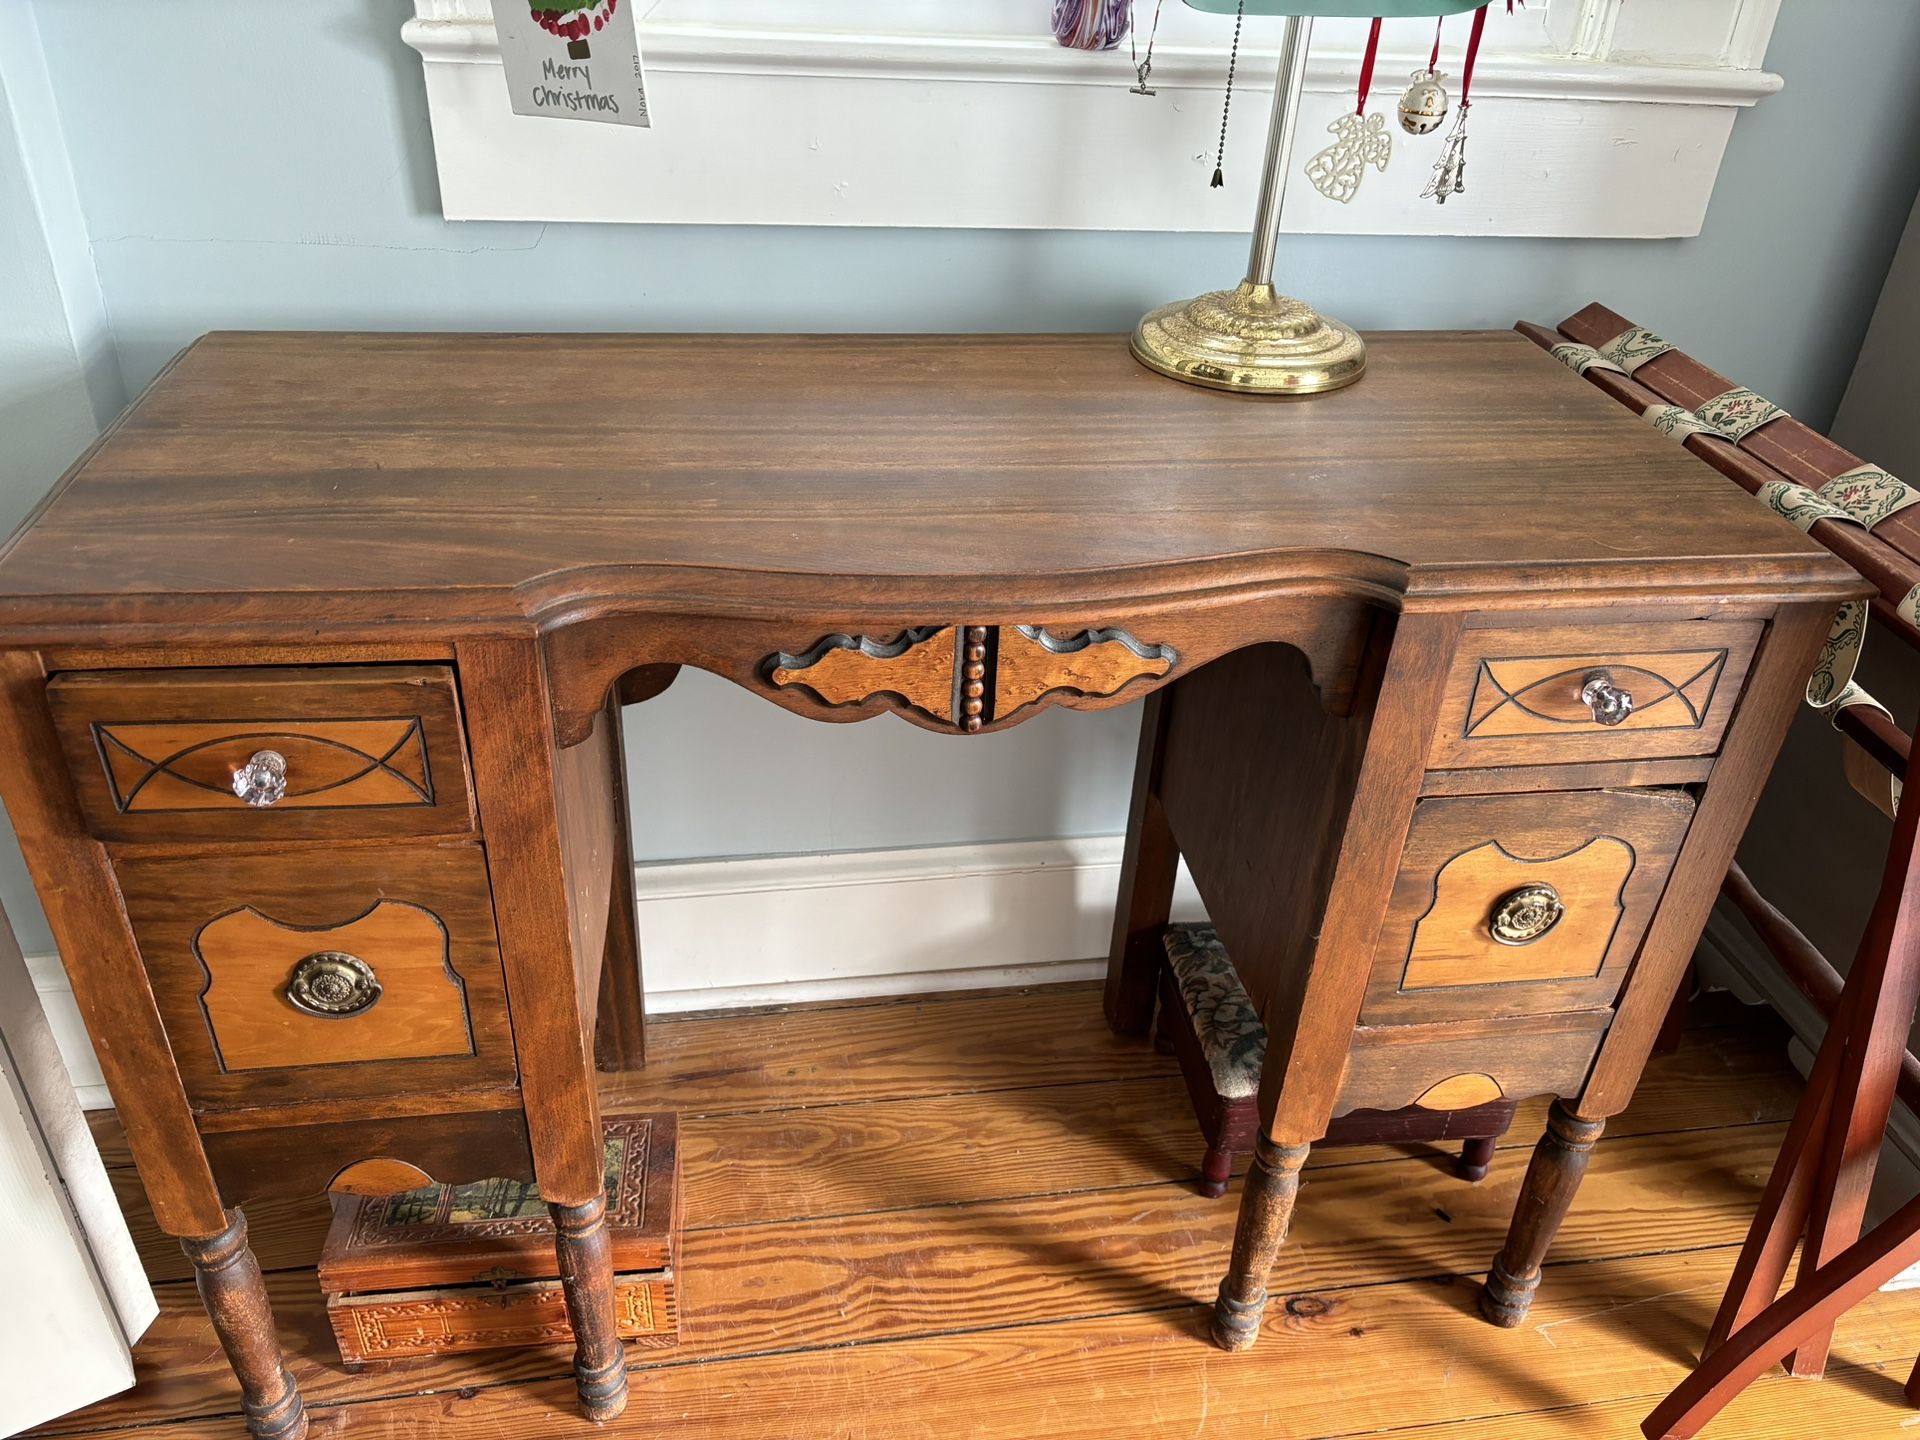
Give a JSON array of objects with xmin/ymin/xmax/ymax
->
[
  {"xmin": 1461, "ymin": 3, "xmax": 1490, "ymax": 110},
  {"xmin": 1356, "ymin": 16, "xmax": 1383, "ymax": 115},
  {"xmin": 1428, "ymin": 17, "xmax": 1443, "ymax": 75}
]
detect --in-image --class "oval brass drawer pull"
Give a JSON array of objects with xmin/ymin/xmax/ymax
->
[
  {"xmin": 1489, "ymin": 884, "xmax": 1565, "ymax": 946},
  {"xmin": 231, "ymin": 749, "xmax": 289, "ymax": 807},
  {"xmin": 286, "ymin": 950, "xmax": 383, "ymax": 1017}
]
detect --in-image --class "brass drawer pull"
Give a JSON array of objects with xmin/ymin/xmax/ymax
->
[
  {"xmin": 286, "ymin": 951, "xmax": 382, "ymax": 1017},
  {"xmin": 1489, "ymin": 885, "xmax": 1565, "ymax": 946},
  {"xmin": 1579, "ymin": 670, "xmax": 1635, "ymax": 727},
  {"xmin": 231, "ymin": 749, "xmax": 289, "ymax": 807}
]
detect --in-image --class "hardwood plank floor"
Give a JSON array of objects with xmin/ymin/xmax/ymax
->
[{"xmin": 46, "ymin": 983, "xmax": 1920, "ymax": 1439}]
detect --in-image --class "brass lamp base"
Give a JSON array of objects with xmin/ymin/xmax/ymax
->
[{"xmin": 1130, "ymin": 281, "xmax": 1367, "ymax": 396}]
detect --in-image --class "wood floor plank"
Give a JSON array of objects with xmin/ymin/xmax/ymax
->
[
  {"xmin": 92, "ymin": 1245, "xmax": 1920, "ymax": 1440},
  {"xmin": 1357, "ymin": 1367, "xmax": 1915, "ymax": 1440},
  {"xmin": 58, "ymin": 989, "xmax": 1821, "ymax": 1440},
  {"xmin": 40, "ymin": 1121, "xmax": 1789, "ymax": 1434},
  {"xmin": 82, "ymin": 984, "xmax": 1180, "ymax": 1169},
  {"xmin": 106, "ymin": 1014, "xmax": 1805, "ymax": 1285},
  {"xmin": 85, "ymin": 984, "xmax": 1795, "ymax": 1171},
  {"xmin": 604, "ymin": 982, "xmax": 1187, "ymax": 1115}
]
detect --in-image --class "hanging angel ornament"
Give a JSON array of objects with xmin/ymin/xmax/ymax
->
[
  {"xmin": 1305, "ymin": 113, "xmax": 1392, "ymax": 204},
  {"xmin": 1304, "ymin": 17, "xmax": 1391, "ymax": 204}
]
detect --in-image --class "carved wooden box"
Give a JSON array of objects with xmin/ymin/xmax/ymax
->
[{"xmin": 318, "ymin": 1113, "xmax": 680, "ymax": 1364}]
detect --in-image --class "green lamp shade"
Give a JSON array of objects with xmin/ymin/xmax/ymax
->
[{"xmin": 1183, "ymin": 1, "xmax": 1485, "ymax": 15}]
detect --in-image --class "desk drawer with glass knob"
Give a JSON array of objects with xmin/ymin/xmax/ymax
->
[
  {"xmin": 1430, "ymin": 620, "xmax": 1764, "ymax": 768},
  {"xmin": 46, "ymin": 664, "xmax": 475, "ymax": 842}
]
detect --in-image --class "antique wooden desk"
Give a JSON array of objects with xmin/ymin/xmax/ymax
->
[{"xmin": 0, "ymin": 332, "xmax": 1860, "ymax": 1437}]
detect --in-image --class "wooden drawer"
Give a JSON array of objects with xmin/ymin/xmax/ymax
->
[
  {"xmin": 1361, "ymin": 789, "xmax": 1695, "ymax": 1026},
  {"xmin": 1334, "ymin": 1011, "xmax": 1611, "ymax": 1119},
  {"xmin": 49, "ymin": 665, "xmax": 474, "ymax": 842},
  {"xmin": 1430, "ymin": 621, "xmax": 1763, "ymax": 768},
  {"xmin": 114, "ymin": 843, "xmax": 515, "ymax": 1111}
]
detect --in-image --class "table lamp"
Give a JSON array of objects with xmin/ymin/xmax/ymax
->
[{"xmin": 1131, "ymin": 1, "xmax": 1487, "ymax": 394}]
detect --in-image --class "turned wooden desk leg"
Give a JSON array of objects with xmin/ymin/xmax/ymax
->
[
  {"xmin": 552, "ymin": 1194, "xmax": 630, "ymax": 1422},
  {"xmin": 1106, "ymin": 691, "xmax": 1177, "ymax": 1035},
  {"xmin": 1212, "ymin": 1136, "xmax": 1311, "ymax": 1351},
  {"xmin": 180, "ymin": 1211, "xmax": 306, "ymax": 1440},
  {"xmin": 1480, "ymin": 1100, "xmax": 1605, "ymax": 1327}
]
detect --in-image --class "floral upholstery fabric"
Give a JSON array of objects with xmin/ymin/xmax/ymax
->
[{"xmin": 1162, "ymin": 924, "xmax": 1266, "ymax": 1100}]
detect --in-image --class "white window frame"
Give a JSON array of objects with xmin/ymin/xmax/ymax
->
[{"xmin": 403, "ymin": 0, "xmax": 1782, "ymax": 237}]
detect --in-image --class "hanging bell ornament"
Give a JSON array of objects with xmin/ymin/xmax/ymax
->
[{"xmin": 1397, "ymin": 69, "xmax": 1449, "ymax": 136}]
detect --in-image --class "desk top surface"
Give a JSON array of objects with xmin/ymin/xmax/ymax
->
[{"xmin": 0, "ymin": 329, "xmax": 1852, "ymax": 641}]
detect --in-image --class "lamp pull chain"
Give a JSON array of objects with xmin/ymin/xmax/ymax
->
[{"xmin": 1210, "ymin": 0, "xmax": 1247, "ymax": 188}]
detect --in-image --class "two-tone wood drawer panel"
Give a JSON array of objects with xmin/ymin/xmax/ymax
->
[
  {"xmin": 48, "ymin": 665, "xmax": 474, "ymax": 842},
  {"xmin": 113, "ymin": 843, "xmax": 515, "ymax": 1109},
  {"xmin": 1361, "ymin": 789, "xmax": 1695, "ymax": 1027},
  {"xmin": 1431, "ymin": 620, "xmax": 1763, "ymax": 768}
]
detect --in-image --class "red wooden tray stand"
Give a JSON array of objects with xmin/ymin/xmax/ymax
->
[{"xmin": 1520, "ymin": 303, "xmax": 1920, "ymax": 1439}]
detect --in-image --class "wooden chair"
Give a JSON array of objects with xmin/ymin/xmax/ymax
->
[
  {"xmin": 1153, "ymin": 923, "xmax": 1515, "ymax": 1197},
  {"xmin": 1517, "ymin": 303, "xmax": 1920, "ymax": 1438}
]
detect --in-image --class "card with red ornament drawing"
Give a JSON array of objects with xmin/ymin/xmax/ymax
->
[{"xmin": 490, "ymin": 0, "xmax": 651, "ymax": 128}]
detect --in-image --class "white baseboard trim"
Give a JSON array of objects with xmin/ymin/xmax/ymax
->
[
  {"xmin": 23, "ymin": 950, "xmax": 110, "ymax": 1113},
  {"xmin": 634, "ymin": 835, "xmax": 1206, "ymax": 1012},
  {"xmin": 32, "ymin": 835, "xmax": 1205, "ymax": 1110}
]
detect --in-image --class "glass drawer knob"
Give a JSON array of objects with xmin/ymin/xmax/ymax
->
[
  {"xmin": 286, "ymin": 951, "xmax": 382, "ymax": 1017},
  {"xmin": 232, "ymin": 749, "xmax": 288, "ymax": 807},
  {"xmin": 1580, "ymin": 671, "xmax": 1634, "ymax": 727},
  {"xmin": 1490, "ymin": 884, "xmax": 1565, "ymax": 946}
]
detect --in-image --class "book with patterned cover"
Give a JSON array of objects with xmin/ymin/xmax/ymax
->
[{"xmin": 319, "ymin": 1112, "xmax": 678, "ymax": 1293}]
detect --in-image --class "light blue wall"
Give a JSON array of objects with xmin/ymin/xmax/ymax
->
[
  {"xmin": 7, "ymin": 0, "xmax": 1920, "ymax": 933},
  {"xmin": 0, "ymin": 3, "xmax": 124, "ymax": 956}
]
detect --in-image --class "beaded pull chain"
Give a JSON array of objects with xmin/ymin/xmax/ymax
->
[{"xmin": 1210, "ymin": 0, "xmax": 1247, "ymax": 188}]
